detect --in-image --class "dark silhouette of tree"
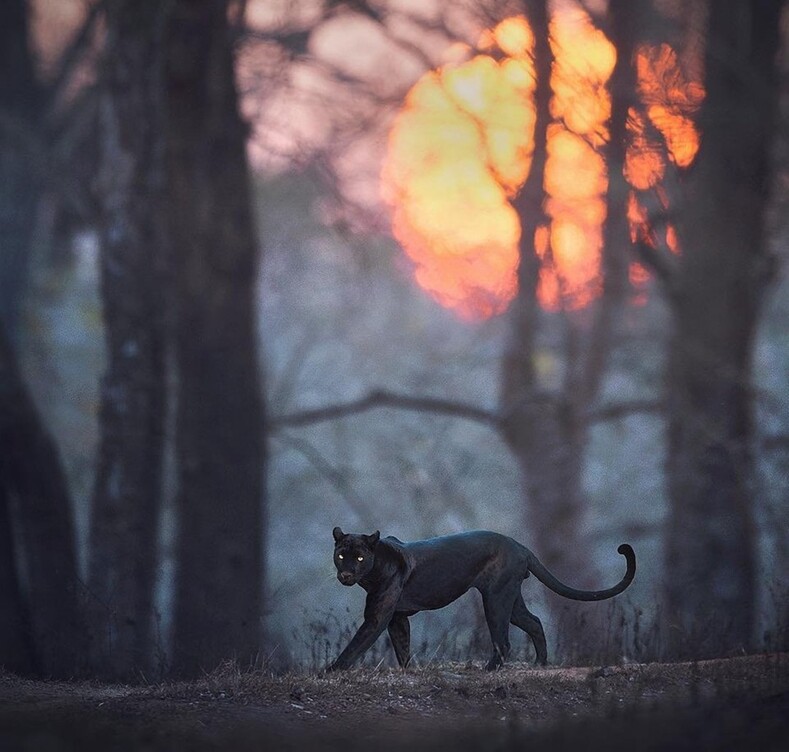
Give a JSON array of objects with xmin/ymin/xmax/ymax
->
[
  {"xmin": 499, "ymin": 0, "xmax": 638, "ymax": 596},
  {"xmin": 88, "ymin": 1, "xmax": 169, "ymax": 680},
  {"xmin": 0, "ymin": 324, "xmax": 85, "ymax": 677},
  {"xmin": 87, "ymin": 0, "xmax": 267, "ymax": 679},
  {"xmin": 499, "ymin": 0, "xmax": 589, "ymax": 581},
  {"xmin": 0, "ymin": 481, "xmax": 35, "ymax": 676},
  {"xmin": 0, "ymin": 1, "xmax": 44, "ymax": 674},
  {"xmin": 0, "ymin": 0, "xmax": 42, "ymax": 336},
  {"xmin": 593, "ymin": 0, "xmax": 639, "ymax": 390},
  {"xmin": 663, "ymin": 0, "xmax": 785, "ymax": 656},
  {"xmin": 166, "ymin": 0, "xmax": 267, "ymax": 676},
  {"xmin": 0, "ymin": 0, "xmax": 86, "ymax": 680}
]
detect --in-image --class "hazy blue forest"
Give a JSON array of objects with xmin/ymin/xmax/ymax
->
[{"xmin": 1, "ymin": 0, "xmax": 788, "ymax": 749}]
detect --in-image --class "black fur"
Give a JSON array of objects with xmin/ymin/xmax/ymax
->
[{"xmin": 329, "ymin": 528, "xmax": 636, "ymax": 671}]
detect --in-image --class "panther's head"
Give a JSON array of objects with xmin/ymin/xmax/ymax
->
[{"xmin": 332, "ymin": 527, "xmax": 380, "ymax": 586}]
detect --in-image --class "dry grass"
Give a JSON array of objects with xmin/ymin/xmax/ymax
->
[
  {"xmin": 282, "ymin": 588, "xmax": 789, "ymax": 675},
  {"xmin": 1, "ymin": 653, "xmax": 787, "ymax": 751}
]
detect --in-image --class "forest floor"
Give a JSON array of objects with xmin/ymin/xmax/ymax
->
[{"xmin": 1, "ymin": 653, "xmax": 788, "ymax": 751}]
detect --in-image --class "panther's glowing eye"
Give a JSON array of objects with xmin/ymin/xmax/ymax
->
[
  {"xmin": 357, "ymin": 556, "xmax": 364, "ymax": 562},
  {"xmin": 338, "ymin": 554, "xmax": 344, "ymax": 560}
]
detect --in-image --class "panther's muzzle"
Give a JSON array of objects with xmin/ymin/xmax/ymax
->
[{"xmin": 338, "ymin": 571, "xmax": 355, "ymax": 586}]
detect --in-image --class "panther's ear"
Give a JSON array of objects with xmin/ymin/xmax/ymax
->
[
  {"xmin": 365, "ymin": 530, "xmax": 380, "ymax": 547},
  {"xmin": 332, "ymin": 526, "xmax": 345, "ymax": 543}
]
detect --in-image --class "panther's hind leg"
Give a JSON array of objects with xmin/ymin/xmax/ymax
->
[
  {"xmin": 511, "ymin": 594, "xmax": 547, "ymax": 666},
  {"xmin": 387, "ymin": 612, "xmax": 411, "ymax": 668},
  {"xmin": 481, "ymin": 580, "xmax": 521, "ymax": 670}
]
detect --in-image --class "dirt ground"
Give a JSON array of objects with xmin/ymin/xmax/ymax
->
[{"xmin": 1, "ymin": 654, "xmax": 787, "ymax": 751}]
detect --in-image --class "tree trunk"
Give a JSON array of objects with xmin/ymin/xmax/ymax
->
[
  {"xmin": 0, "ymin": 484, "xmax": 36, "ymax": 675},
  {"xmin": 166, "ymin": 0, "xmax": 266, "ymax": 676},
  {"xmin": 0, "ymin": 0, "xmax": 42, "ymax": 675},
  {"xmin": 0, "ymin": 0, "xmax": 84, "ymax": 678},
  {"xmin": 0, "ymin": 0, "xmax": 42, "ymax": 337},
  {"xmin": 500, "ymin": 6, "xmax": 647, "ymax": 654},
  {"xmin": 88, "ymin": 1, "xmax": 169, "ymax": 680},
  {"xmin": 0, "ymin": 324, "xmax": 84, "ymax": 677},
  {"xmin": 664, "ymin": 0, "xmax": 784, "ymax": 657},
  {"xmin": 502, "ymin": 0, "xmax": 602, "ymax": 588},
  {"xmin": 585, "ymin": 0, "xmax": 639, "ymax": 401}
]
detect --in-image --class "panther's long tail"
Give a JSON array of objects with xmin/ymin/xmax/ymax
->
[{"xmin": 527, "ymin": 544, "xmax": 636, "ymax": 601}]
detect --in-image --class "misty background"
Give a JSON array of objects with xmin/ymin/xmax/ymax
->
[{"xmin": 1, "ymin": 0, "xmax": 788, "ymax": 680}]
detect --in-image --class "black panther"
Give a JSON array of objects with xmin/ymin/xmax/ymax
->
[{"xmin": 328, "ymin": 528, "xmax": 636, "ymax": 671}]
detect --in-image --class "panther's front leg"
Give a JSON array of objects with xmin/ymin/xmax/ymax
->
[
  {"xmin": 328, "ymin": 587, "xmax": 401, "ymax": 671},
  {"xmin": 387, "ymin": 612, "xmax": 411, "ymax": 668}
]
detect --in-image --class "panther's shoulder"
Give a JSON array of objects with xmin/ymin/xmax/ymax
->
[{"xmin": 379, "ymin": 536, "xmax": 414, "ymax": 575}]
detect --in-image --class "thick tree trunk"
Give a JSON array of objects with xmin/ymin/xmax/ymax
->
[
  {"xmin": 502, "ymin": 1, "xmax": 600, "ymax": 588},
  {"xmin": 0, "ymin": 324, "xmax": 84, "ymax": 677},
  {"xmin": 501, "ymin": 5, "xmax": 645, "ymax": 645},
  {"xmin": 88, "ymin": 2, "xmax": 168, "ymax": 680},
  {"xmin": 0, "ymin": 0, "xmax": 84, "ymax": 678},
  {"xmin": 664, "ymin": 0, "xmax": 784, "ymax": 657},
  {"xmin": 166, "ymin": 0, "xmax": 266, "ymax": 676},
  {"xmin": 0, "ymin": 485, "xmax": 36, "ymax": 675},
  {"xmin": 0, "ymin": 0, "xmax": 41, "ymax": 337},
  {"xmin": 0, "ymin": 0, "xmax": 42, "ymax": 676}
]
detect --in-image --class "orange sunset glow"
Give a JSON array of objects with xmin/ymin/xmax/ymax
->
[
  {"xmin": 541, "ymin": 7, "xmax": 615, "ymax": 310},
  {"xmin": 380, "ymin": 16, "xmax": 537, "ymax": 319},
  {"xmin": 626, "ymin": 42, "xmax": 704, "ymax": 287},
  {"xmin": 381, "ymin": 11, "xmax": 704, "ymax": 319}
]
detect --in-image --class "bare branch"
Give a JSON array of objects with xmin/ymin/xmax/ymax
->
[
  {"xmin": 270, "ymin": 389, "xmax": 500, "ymax": 429},
  {"xmin": 585, "ymin": 399, "xmax": 665, "ymax": 425},
  {"xmin": 633, "ymin": 237, "xmax": 677, "ymax": 288},
  {"xmin": 273, "ymin": 431, "xmax": 371, "ymax": 523},
  {"xmin": 272, "ymin": 388, "xmax": 669, "ymax": 432},
  {"xmin": 44, "ymin": 0, "xmax": 106, "ymax": 107}
]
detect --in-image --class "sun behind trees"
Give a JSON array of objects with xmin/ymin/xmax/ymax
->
[
  {"xmin": 381, "ymin": 8, "xmax": 704, "ymax": 318},
  {"xmin": 3, "ymin": 0, "xmax": 783, "ymax": 691},
  {"xmin": 380, "ymin": 16, "xmax": 537, "ymax": 319}
]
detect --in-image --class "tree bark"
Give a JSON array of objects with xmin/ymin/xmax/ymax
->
[
  {"xmin": 0, "ymin": 324, "xmax": 84, "ymax": 677},
  {"xmin": 500, "ymin": 4, "xmax": 647, "ymax": 638},
  {"xmin": 501, "ymin": 0, "xmax": 601, "ymax": 589},
  {"xmin": 88, "ymin": 1, "xmax": 169, "ymax": 680},
  {"xmin": 583, "ymin": 0, "xmax": 639, "ymax": 404},
  {"xmin": 0, "ymin": 0, "xmax": 42, "ymax": 675},
  {"xmin": 0, "ymin": 0, "xmax": 42, "ymax": 337},
  {"xmin": 664, "ymin": 0, "xmax": 784, "ymax": 657},
  {"xmin": 0, "ymin": 484, "xmax": 36, "ymax": 675},
  {"xmin": 166, "ymin": 0, "xmax": 266, "ymax": 676}
]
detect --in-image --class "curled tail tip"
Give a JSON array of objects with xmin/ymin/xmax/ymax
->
[{"xmin": 617, "ymin": 543, "xmax": 636, "ymax": 572}]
